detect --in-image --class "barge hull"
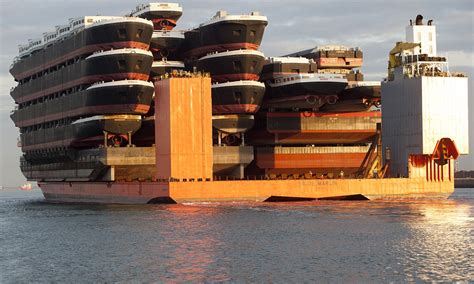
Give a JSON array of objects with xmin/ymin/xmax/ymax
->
[{"xmin": 39, "ymin": 178, "xmax": 454, "ymax": 204}]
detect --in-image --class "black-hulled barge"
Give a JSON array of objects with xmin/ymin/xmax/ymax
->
[
  {"xmin": 321, "ymin": 81, "xmax": 381, "ymax": 112},
  {"xmin": 211, "ymin": 80, "xmax": 265, "ymax": 114},
  {"xmin": 129, "ymin": 2, "xmax": 183, "ymax": 30},
  {"xmin": 260, "ymin": 57, "xmax": 344, "ymax": 110},
  {"xmin": 182, "ymin": 11, "xmax": 267, "ymax": 59},
  {"xmin": 266, "ymin": 73, "xmax": 347, "ymax": 99},
  {"xmin": 198, "ymin": 49, "xmax": 265, "ymax": 83},
  {"xmin": 20, "ymin": 115, "xmax": 142, "ymax": 152},
  {"xmin": 150, "ymin": 30, "xmax": 184, "ymax": 60},
  {"xmin": 11, "ymin": 17, "xmax": 154, "ymax": 81},
  {"xmin": 11, "ymin": 48, "xmax": 153, "ymax": 105},
  {"xmin": 11, "ymin": 80, "xmax": 155, "ymax": 128},
  {"xmin": 11, "ymin": 14, "xmax": 154, "ymax": 171}
]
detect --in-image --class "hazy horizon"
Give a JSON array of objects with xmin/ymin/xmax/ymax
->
[{"xmin": 0, "ymin": 0, "xmax": 472, "ymax": 186}]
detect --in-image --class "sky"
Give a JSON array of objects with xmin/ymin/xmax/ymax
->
[{"xmin": 0, "ymin": 0, "xmax": 473, "ymax": 186}]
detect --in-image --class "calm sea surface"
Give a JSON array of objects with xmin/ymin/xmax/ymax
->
[{"xmin": 0, "ymin": 188, "xmax": 473, "ymax": 283}]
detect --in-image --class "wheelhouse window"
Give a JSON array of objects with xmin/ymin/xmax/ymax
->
[
  {"xmin": 117, "ymin": 60, "xmax": 127, "ymax": 71},
  {"xmin": 118, "ymin": 28, "xmax": 127, "ymax": 40},
  {"xmin": 135, "ymin": 60, "xmax": 143, "ymax": 70},
  {"xmin": 250, "ymin": 61, "xmax": 258, "ymax": 72},
  {"xmin": 233, "ymin": 91, "xmax": 242, "ymax": 101},
  {"xmin": 233, "ymin": 61, "xmax": 242, "ymax": 72},
  {"xmin": 136, "ymin": 29, "xmax": 143, "ymax": 39},
  {"xmin": 119, "ymin": 92, "xmax": 127, "ymax": 102}
]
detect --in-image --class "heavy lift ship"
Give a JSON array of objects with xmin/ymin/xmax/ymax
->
[{"xmin": 18, "ymin": 14, "xmax": 469, "ymax": 204}]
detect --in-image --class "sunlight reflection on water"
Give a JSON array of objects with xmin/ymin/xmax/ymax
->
[{"xmin": 0, "ymin": 188, "xmax": 472, "ymax": 282}]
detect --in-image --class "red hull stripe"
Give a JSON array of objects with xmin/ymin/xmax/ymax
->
[
  {"xmin": 267, "ymin": 111, "xmax": 381, "ymax": 118},
  {"xmin": 14, "ymin": 104, "xmax": 150, "ymax": 128},
  {"xmin": 212, "ymin": 104, "xmax": 260, "ymax": 114},
  {"xmin": 14, "ymin": 72, "xmax": 150, "ymax": 104},
  {"xmin": 212, "ymin": 73, "xmax": 260, "ymax": 83},
  {"xmin": 185, "ymin": 43, "xmax": 259, "ymax": 58},
  {"xmin": 12, "ymin": 41, "xmax": 150, "ymax": 80}
]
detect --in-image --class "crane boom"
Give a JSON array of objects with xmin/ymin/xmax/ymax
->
[{"xmin": 387, "ymin": 42, "xmax": 421, "ymax": 78}]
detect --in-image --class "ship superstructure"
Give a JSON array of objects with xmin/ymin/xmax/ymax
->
[
  {"xmin": 382, "ymin": 15, "xmax": 469, "ymax": 177},
  {"xmin": 182, "ymin": 10, "xmax": 268, "ymax": 59}
]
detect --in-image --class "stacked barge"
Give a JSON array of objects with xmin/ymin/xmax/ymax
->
[
  {"xmin": 183, "ymin": 11, "xmax": 268, "ymax": 137},
  {"xmin": 11, "ymin": 15, "xmax": 155, "ymax": 180},
  {"xmin": 285, "ymin": 45, "xmax": 380, "ymax": 112},
  {"xmin": 9, "ymin": 5, "xmax": 469, "ymax": 203},
  {"xmin": 248, "ymin": 43, "xmax": 383, "ymax": 178},
  {"xmin": 181, "ymin": 10, "xmax": 268, "ymax": 177},
  {"xmin": 130, "ymin": 3, "xmax": 185, "ymax": 147}
]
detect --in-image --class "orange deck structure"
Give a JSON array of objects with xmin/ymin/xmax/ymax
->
[{"xmin": 154, "ymin": 76, "xmax": 213, "ymax": 181}]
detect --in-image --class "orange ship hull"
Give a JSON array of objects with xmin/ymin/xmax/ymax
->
[{"xmin": 39, "ymin": 176, "xmax": 454, "ymax": 204}]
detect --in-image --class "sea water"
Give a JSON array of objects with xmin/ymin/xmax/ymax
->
[{"xmin": 0, "ymin": 188, "xmax": 472, "ymax": 282}]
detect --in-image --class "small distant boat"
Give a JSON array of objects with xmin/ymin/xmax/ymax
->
[{"xmin": 20, "ymin": 183, "xmax": 32, "ymax": 191}]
